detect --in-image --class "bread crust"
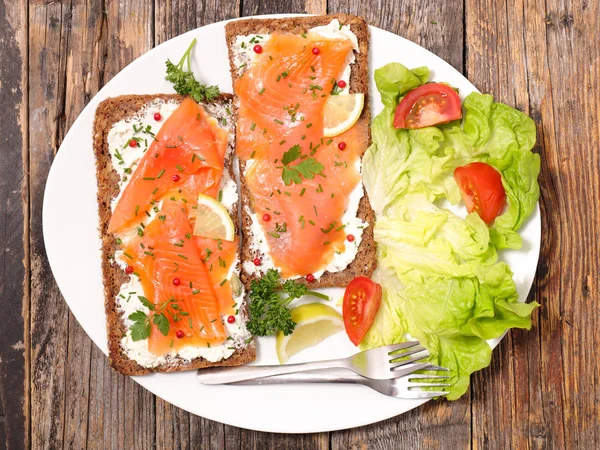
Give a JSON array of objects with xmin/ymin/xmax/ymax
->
[
  {"xmin": 225, "ymin": 15, "xmax": 377, "ymax": 289},
  {"xmin": 93, "ymin": 93, "xmax": 255, "ymax": 376}
]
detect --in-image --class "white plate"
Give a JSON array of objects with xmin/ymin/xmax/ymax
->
[{"xmin": 43, "ymin": 15, "xmax": 540, "ymax": 433}]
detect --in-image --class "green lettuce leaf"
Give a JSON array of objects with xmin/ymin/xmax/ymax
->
[
  {"xmin": 364, "ymin": 196, "xmax": 539, "ymax": 399},
  {"xmin": 362, "ymin": 64, "xmax": 540, "ymax": 400},
  {"xmin": 374, "ymin": 63, "xmax": 430, "ymax": 108}
]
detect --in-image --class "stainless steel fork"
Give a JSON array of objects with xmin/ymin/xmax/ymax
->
[
  {"xmin": 233, "ymin": 370, "xmax": 451, "ymax": 399},
  {"xmin": 197, "ymin": 341, "xmax": 430, "ymax": 385}
]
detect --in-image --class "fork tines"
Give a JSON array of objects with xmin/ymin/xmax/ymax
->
[{"xmin": 404, "ymin": 373, "xmax": 451, "ymax": 398}]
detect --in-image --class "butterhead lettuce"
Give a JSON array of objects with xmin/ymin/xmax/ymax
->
[{"xmin": 362, "ymin": 63, "xmax": 540, "ymax": 400}]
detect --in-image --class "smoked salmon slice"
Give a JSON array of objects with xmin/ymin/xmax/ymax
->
[
  {"xmin": 194, "ymin": 236, "xmax": 239, "ymax": 315},
  {"xmin": 109, "ymin": 98, "xmax": 228, "ymax": 234},
  {"xmin": 123, "ymin": 195, "xmax": 226, "ymax": 356},
  {"xmin": 111, "ymin": 98, "xmax": 238, "ymax": 357},
  {"xmin": 234, "ymin": 32, "xmax": 367, "ymax": 277}
]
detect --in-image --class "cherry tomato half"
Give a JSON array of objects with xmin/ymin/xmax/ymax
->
[
  {"xmin": 343, "ymin": 277, "xmax": 382, "ymax": 346},
  {"xmin": 454, "ymin": 162, "xmax": 507, "ymax": 225},
  {"xmin": 394, "ymin": 83, "xmax": 462, "ymax": 129}
]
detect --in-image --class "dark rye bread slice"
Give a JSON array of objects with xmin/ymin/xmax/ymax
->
[
  {"xmin": 225, "ymin": 15, "xmax": 377, "ymax": 288},
  {"xmin": 94, "ymin": 93, "xmax": 255, "ymax": 376}
]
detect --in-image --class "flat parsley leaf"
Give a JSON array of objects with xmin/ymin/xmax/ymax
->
[
  {"xmin": 153, "ymin": 313, "xmax": 171, "ymax": 336},
  {"xmin": 138, "ymin": 295, "xmax": 155, "ymax": 311},
  {"xmin": 128, "ymin": 311, "xmax": 148, "ymax": 323},
  {"xmin": 165, "ymin": 38, "xmax": 220, "ymax": 102},
  {"xmin": 281, "ymin": 145, "xmax": 301, "ymax": 165},
  {"xmin": 130, "ymin": 320, "xmax": 151, "ymax": 341},
  {"xmin": 280, "ymin": 145, "xmax": 325, "ymax": 186}
]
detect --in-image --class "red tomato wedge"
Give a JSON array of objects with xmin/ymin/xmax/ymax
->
[
  {"xmin": 454, "ymin": 162, "xmax": 507, "ymax": 225},
  {"xmin": 342, "ymin": 277, "xmax": 382, "ymax": 346},
  {"xmin": 394, "ymin": 83, "xmax": 462, "ymax": 129}
]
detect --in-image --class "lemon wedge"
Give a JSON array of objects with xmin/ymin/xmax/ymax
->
[
  {"xmin": 193, "ymin": 193, "xmax": 235, "ymax": 241},
  {"xmin": 323, "ymin": 93, "xmax": 364, "ymax": 137},
  {"xmin": 276, "ymin": 303, "xmax": 344, "ymax": 364}
]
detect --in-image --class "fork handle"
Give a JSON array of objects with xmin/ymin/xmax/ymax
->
[
  {"xmin": 196, "ymin": 359, "xmax": 347, "ymax": 384},
  {"xmin": 231, "ymin": 371, "xmax": 364, "ymax": 385}
]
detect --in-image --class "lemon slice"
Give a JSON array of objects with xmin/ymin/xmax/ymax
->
[
  {"xmin": 276, "ymin": 303, "xmax": 344, "ymax": 364},
  {"xmin": 323, "ymin": 93, "xmax": 364, "ymax": 137},
  {"xmin": 193, "ymin": 194, "xmax": 235, "ymax": 241}
]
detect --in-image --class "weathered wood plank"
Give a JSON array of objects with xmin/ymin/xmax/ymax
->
[
  {"xmin": 28, "ymin": 1, "xmax": 74, "ymax": 448},
  {"xmin": 236, "ymin": 432, "xmax": 330, "ymax": 450},
  {"xmin": 328, "ymin": 0, "xmax": 464, "ymax": 72},
  {"xmin": 332, "ymin": 401, "xmax": 470, "ymax": 450},
  {"xmin": 242, "ymin": 0, "xmax": 325, "ymax": 16},
  {"xmin": 326, "ymin": 1, "xmax": 470, "ymax": 448},
  {"xmin": 59, "ymin": 3, "xmax": 104, "ymax": 446},
  {"xmin": 466, "ymin": 0, "xmax": 600, "ymax": 448},
  {"xmin": 86, "ymin": 349, "xmax": 156, "ymax": 450},
  {"xmin": 155, "ymin": 0, "xmax": 240, "ymax": 45},
  {"xmin": 0, "ymin": 0, "xmax": 28, "ymax": 448}
]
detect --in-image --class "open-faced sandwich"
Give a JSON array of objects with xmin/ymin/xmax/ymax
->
[
  {"xmin": 225, "ymin": 14, "xmax": 376, "ymax": 288},
  {"xmin": 95, "ymin": 94, "xmax": 255, "ymax": 375}
]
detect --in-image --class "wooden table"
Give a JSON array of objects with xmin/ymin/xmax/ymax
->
[{"xmin": 1, "ymin": 0, "xmax": 598, "ymax": 448}]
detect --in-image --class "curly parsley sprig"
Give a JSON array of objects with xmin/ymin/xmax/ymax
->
[
  {"xmin": 247, "ymin": 269, "xmax": 329, "ymax": 336},
  {"xmin": 165, "ymin": 38, "xmax": 220, "ymax": 102}
]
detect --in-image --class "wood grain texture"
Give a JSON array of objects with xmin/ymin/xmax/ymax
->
[
  {"xmin": 242, "ymin": 0, "xmax": 326, "ymax": 16},
  {"xmin": 0, "ymin": 0, "xmax": 28, "ymax": 448},
  {"xmin": 327, "ymin": 0, "xmax": 464, "ymax": 71},
  {"xmin": 29, "ymin": 2, "xmax": 73, "ymax": 448},
  {"xmin": 60, "ymin": 3, "xmax": 105, "ymax": 447},
  {"xmin": 466, "ymin": 0, "xmax": 600, "ymax": 448},
  {"xmin": 155, "ymin": 0, "xmax": 240, "ymax": 45}
]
